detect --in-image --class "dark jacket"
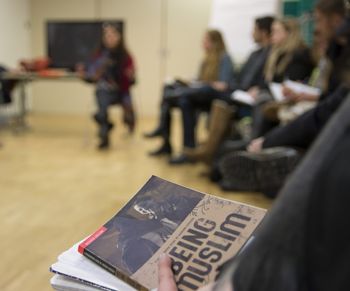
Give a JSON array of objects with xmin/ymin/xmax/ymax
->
[
  {"xmin": 260, "ymin": 47, "xmax": 315, "ymax": 90},
  {"xmin": 263, "ymin": 85, "xmax": 349, "ymax": 149},
  {"xmin": 273, "ymin": 47, "xmax": 315, "ymax": 83},
  {"xmin": 86, "ymin": 50, "xmax": 135, "ymax": 94},
  {"xmin": 0, "ymin": 66, "xmax": 17, "ymax": 104},
  {"xmin": 217, "ymin": 94, "xmax": 350, "ymax": 291},
  {"xmin": 238, "ymin": 47, "xmax": 270, "ymax": 91}
]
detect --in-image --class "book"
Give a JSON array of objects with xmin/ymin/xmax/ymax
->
[
  {"xmin": 50, "ymin": 176, "xmax": 266, "ymax": 291},
  {"xmin": 50, "ymin": 242, "xmax": 136, "ymax": 291},
  {"xmin": 50, "ymin": 274, "xmax": 108, "ymax": 291}
]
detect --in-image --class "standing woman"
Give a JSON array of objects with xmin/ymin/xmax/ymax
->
[{"xmin": 79, "ymin": 23, "xmax": 136, "ymax": 150}]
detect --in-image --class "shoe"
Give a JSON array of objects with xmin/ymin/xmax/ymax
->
[
  {"xmin": 148, "ymin": 143, "xmax": 172, "ymax": 156},
  {"xmin": 126, "ymin": 122, "xmax": 135, "ymax": 134},
  {"xmin": 123, "ymin": 110, "xmax": 136, "ymax": 134},
  {"xmin": 184, "ymin": 146, "xmax": 210, "ymax": 164},
  {"xmin": 168, "ymin": 154, "xmax": 195, "ymax": 165},
  {"xmin": 97, "ymin": 137, "xmax": 110, "ymax": 150},
  {"xmin": 143, "ymin": 128, "xmax": 162, "ymax": 138},
  {"xmin": 98, "ymin": 123, "xmax": 114, "ymax": 139}
]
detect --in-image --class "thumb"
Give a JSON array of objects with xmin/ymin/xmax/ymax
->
[{"xmin": 158, "ymin": 254, "xmax": 177, "ymax": 291}]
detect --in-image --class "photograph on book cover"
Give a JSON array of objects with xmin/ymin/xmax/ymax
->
[{"xmin": 84, "ymin": 177, "xmax": 205, "ymax": 276}]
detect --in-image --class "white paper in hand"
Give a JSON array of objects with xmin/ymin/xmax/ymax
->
[
  {"xmin": 284, "ymin": 80, "xmax": 321, "ymax": 96},
  {"xmin": 231, "ymin": 90, "xmax": 255, "ymax": 105},
  {"xmin": 269, "ymin": 83, "xmax": 286, "ymax": 102}
]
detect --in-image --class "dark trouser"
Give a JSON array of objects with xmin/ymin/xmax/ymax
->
[
  {"xmin": 179, "ymin": 85, "xmax": 227, "ymax": 148},
  {"xmin": 156, "ymin": 83, "xmax": 191, "ymax": 146},
  {"xmin": 95, "ymin": 88, "xmax": 134, "ymax": 139},
  {"xmin": 251, "ymin": 91, "xmax": 278, "ymax": 138}
]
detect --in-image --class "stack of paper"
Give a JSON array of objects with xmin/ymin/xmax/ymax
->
[{"xmin": 50, "ymin": 243, "xmax": 136, "ymax": 291}]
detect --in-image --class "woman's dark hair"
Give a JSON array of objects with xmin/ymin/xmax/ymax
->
[
  {"xmin": 102, "ymin": 23, "xmax": 128, "ymax": 61},
  {"xmin": 255, "ymin": 16, "xmax": 275, "ymax": 35},
  {"xmin": 315, "ymin": 0, "xmax": 346, "ymax": 16}
]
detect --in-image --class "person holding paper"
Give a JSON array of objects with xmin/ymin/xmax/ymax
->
[
  {"xmin": 158, "ymin": 92, "xmax": 350, "ymax": 291},
  {"xmin": 248, "ymin": 0, "xmax": 349, "ymax": 153},
  {"xmin": 209, "ymin": 0, "xmax": 349, "ymax": 194},
  {"xmin": 182, "ymin": 17, "xmax": 314, "ymax": 165},
  {"xmin": 180, "ymin": 16, "xmax": 274, "ymax": 165},
  {"xmin": 144, "ymin": 29, "xmax": 236, "ymax": 159},
  {"xmin": 158, "ymin": 4, "xmax": 350, "ymax": 283}
]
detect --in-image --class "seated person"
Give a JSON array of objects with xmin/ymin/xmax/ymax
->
[
  {"xmin": 158, "ymin": 92, "xmax": 350, "ymax": 291},
  {"xmin": 248, "ymin": 1, "xmax": 349, "ymax": 153},
  {"xmin": 157, "ymin": 3, "xmax": 350, "ymax": 285},
  {"xmin": 77, "ymin": 23, "xmax": 136, "ymax": 150},
  {"xmin": 144, "ymin": 29, "xmax": 236, "ymax": 158},
  {"xmin": 182, "ymin": 17, "xmax": 315, "ymax": 165},
  {"xmin": 255, "ymin": 30, "xmax": 330, "ymax": 129},
  {"xmin": 182, "ymin": 16, "xmax": 275, "ymax": 164},
  {"xmin": 0, "ymin": 65, "xmax": 19, "ymax": 105},
  {"xmin": 214, "ymin": 2, "xmax": 349, "ymax": 194},
  {"xmin": 250, "ymin": 17, "xmax": 316, "ymax": 138}
]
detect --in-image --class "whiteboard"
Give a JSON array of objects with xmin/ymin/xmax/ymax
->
[{"xmin": 209, "ymin": 0, "xmax": 279, "ymax": 63}]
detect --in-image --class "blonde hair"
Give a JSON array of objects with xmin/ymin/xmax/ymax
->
[
  {"xmin": 265, "ymin": 18, "xmax": 306, "ymax": 82},
  {"xmin": 199, "ymin": 29, "xmax": 227, "ymax": 82}
]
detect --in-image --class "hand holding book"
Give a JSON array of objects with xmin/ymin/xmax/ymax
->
[{"xmin": 50, "ymin": 176, "xmax": 265, "ymax": 291}]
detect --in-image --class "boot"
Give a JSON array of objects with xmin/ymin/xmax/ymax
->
[
  {"xmin": 122, "ymin": 104, "xmax": 136, "ymax": 134},
  {"xmin": 148, "ymin": 141, "xmax": 172, "ymax": 156},
  {"xmin": 184, "ymin": 100, "xmax": 234, "ymax": 165},
  {"xmin": 143, "ymin": 127, "xmax": 162, "ymax": 138},
  {"xmin": 98, "ymin": 135, "xmax": 110, "ymax": 150}
]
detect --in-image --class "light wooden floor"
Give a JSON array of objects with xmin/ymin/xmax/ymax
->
[{"xmin": 0, "ymin": 113, "xmax": 272, "ymax": 291}]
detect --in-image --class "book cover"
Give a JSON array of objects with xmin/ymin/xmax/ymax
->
[{"xmin": 78, "ymin": 176, "xmax": 266, "ymax": 291}]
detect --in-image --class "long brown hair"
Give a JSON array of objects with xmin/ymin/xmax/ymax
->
[
  {"xmin": 265, "ymin": 18, "xmax": 307, "ymax": 81},
  {"xmin": 199, "ymin": 29, "xmax": 227, "ymax": 82},
  {"xmin": 102, "ymin": 23, "xmax": 129, "ymax": 61}
]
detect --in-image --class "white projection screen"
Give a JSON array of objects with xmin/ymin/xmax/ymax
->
[{"xmin": 209, "ymin": 0, "xmax": 279, "ymax": 63}]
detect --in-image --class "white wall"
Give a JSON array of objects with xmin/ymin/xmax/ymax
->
[
  {"xmin": 30, "ymin": 0, "xmax": 213, "ymax": 116},
  {"xmin": 0, "ymin": 0, "xmax": 31, "ymax": 67},
  {"xmin": 30, "ymin": 0, "xmax": 97, "ymax": 116},
  {"xmin": 0, "ymin": 0, "xmax": 31, "ymax": 111},
  {"xmin": 210, "ymin": 0, "xmax": 279, "ymax": 63}
]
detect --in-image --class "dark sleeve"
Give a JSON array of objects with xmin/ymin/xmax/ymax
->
[
  {"xmin": 263, "ymin": 86, "xmax": 349, "ymax": 149},
  {"xmin": 239, "ymin": 48, "xmax": 269, "ymax": 91},
  {"xmin": 285, "ymin": 48, "xmax": 315, "ymax": 82},
  {"xmin": 305, "ymin": 133, "xmax": 350, "ymax": 291}
]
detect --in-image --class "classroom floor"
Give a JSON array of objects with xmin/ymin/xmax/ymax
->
[{"xmin": 0, "ymin": 112, "xmax": 272, "ymax": 291}]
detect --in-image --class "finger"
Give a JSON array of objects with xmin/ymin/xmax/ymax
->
[{"xmin": 158, "ymin": 254, "xmax": 177, "ymax": 291}]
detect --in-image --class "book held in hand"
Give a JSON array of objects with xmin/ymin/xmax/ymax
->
[{"xmin": 50, "ymin": 176, "xmax": 266, "ymax": 291}]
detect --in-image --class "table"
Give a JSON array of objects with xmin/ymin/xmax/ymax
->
[{"xmin": 0, "ymin": 70, "xmax": 81, "ymax": 131}]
